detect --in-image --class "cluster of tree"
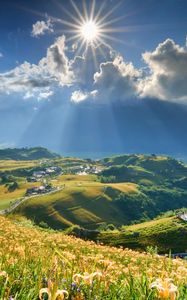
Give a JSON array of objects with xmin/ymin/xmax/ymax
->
[
  {"xmin": 100, "ymin": 175, "xmax": 117, "ymax": 183},
  {"xmin": 6, "ymin": 181, "xmax": 19, "ymax": 192}
]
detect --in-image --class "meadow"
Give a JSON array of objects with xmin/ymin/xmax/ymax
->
[{"xmin": 1, "ymin": 215, "xmax": 187, "ymax": 300}]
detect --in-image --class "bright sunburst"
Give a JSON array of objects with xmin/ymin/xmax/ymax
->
[
  {"xmin": 54, "ymin": 0, "xmax": 126, "ymax": 59},
  {"xmin": 80, "ymin": 21, "xmax": 99, "ymax": 42}
]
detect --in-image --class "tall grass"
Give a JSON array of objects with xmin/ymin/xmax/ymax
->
[{"xmin": 0, "ymin": 216, "xmax": 187, "ymax": 299}]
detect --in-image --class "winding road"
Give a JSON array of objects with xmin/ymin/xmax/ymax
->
[{"xmin": 0, "ymin": 186, "xmax": 64, "ymax": 215}]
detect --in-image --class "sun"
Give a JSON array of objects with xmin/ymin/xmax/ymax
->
[
  {"xmin": 54, "ymin": 0, "xmax": 126, "ymax": 56},
  {"xmin": 80, "ymin": 21, "xmax": 99, "ymax": 42}
]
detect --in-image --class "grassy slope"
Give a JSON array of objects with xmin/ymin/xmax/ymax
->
[
  {"xmin": 14, "ymin": 175, "xmax": 138, "ymax": 229},
  {"xmin": 99, "ymin": 216, "xmax": 187, "ymax": 253},
  {"xmin": 0, "ymin": 178, "xmax": 42, "ymax": 210},
  {"xmin": 1, "ymin": 215, "xmax": 187, "ymax": 299}
]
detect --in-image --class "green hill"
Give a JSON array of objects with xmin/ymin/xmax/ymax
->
[
  {"xmin": 13, "ymin": 176, "xmax": 138, "ymax": 229},
  {"xmin": 99, "ymin": 215, "xmax": 187, "ymax": 253},
  {"xmin": 0, "ymin": 147, "xmax": 60, "ymax": 160},
  {"xmin": 100, "ymin": 154, "xmax": 187, "ymax": 183},
  {"xmin": 1, "ymin": 152, "xmax": 187, "ymax": 235}
]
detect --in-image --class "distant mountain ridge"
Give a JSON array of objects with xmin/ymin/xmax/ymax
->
[{"xmin": 0, "ymin": 147, "xmax": 60, "ymax": 160}]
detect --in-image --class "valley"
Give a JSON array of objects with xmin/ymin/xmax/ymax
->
[{"xmin": 0, "ymin": 147, "xmax": 187, "ymax": 253}]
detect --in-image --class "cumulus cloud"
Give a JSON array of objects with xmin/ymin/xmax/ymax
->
[
  {"xmin": 40, "ymin": 35, "xmax": 73, "ymax": 85},
  {"xmin": 71, "ymin": 45, "xmax": 113, "ymax": 88},
  {"xmin": 31, "ymin": 18, "xmax": 54, "ymax": 37},
  {"xmin": 0, "ymin": 35, "xmax": 73, "ymax": 99},
  {"xmin": 140, "ymin": 38, "xmax": 187, "ymax": 101},
  {"xmin": 1, "ymin": 33, "xmax": 187, "ymax": 105},
  {"xmin": 71, "ymin": 89, "xmax": 97, "ymax": 103},
  {"xmin": 94, "ymin": 55, "xmax": 141, "ymax": 102}
]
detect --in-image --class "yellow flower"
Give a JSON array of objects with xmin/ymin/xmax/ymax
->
[{"xmin": 150, "ymin": 278, "xmax": 178, "ymax": 300}]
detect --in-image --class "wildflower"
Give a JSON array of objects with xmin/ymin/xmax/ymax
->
[
  {"xmin": 39, "ymin": 280, "xmax": 68, "ymax": 300},
  {"xmin": 0, "ymin": 271, "xmax": 8, "ymax": 277},
  {"xmin": 73, "ymin": 271, "xmax": 103, "ymax": 286},
  {"xmin": 150, "ymin": 278, "xmax": 178, "ymax": 300}
]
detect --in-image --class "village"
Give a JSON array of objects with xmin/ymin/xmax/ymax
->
[{"xmin": 26, "ymin": 163, "xmax": 102, "ymax": 196}]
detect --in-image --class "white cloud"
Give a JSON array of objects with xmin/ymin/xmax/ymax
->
[
  {"xmin": 139, "ymin": 38, "xmax": 187, "ymax": 101},
  {"xmin": 0, "ymin": 52, "xmax": 3, "ymax": 58},
  {"xmin": 71, "ymin": 45, "xmax": 113, "ymax": 88},
  {"xmin": 1, "ymin": 33, "xmax": 187, "ymax": 105},
  {"xmin": 94, "ymin": 54, "xmax": 141, "ymax": 102},
  {"xmin": 39, "ymin": 35, "xmax": 73, "ymax": 85},
  {"xmin": 38, "ymin": 89, "xmax": 54, "ymax": 100},
  {"xmin": 71, "ymin": 89, "xmax": 97, "ymax": 103},
  {"xmin": 31, "ymin": 18, "xmax": 54, "ymax": 37},
  {"xmin": 23, "ymin": 88, "xmax": 53, "ymax": 100},
  {"xmin": 0, "ymin": 35, "xmax": 73, "ymax": 99}
]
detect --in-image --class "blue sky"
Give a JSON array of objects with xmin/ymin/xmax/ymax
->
[{"xmin": 0, "ymin": 0, "xmax": 187, "ymax": 157}]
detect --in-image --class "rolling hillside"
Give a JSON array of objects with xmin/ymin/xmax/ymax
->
[
  {"xmin": 99, "ymin": 215, "xmax": 187, "ymax": 253},
  {"xmin": 0, "ymin": 151, "xmax": 187, "ymax": 235},
  {"xmin": 13, "ymin": 175, "xmax": 138, "ymax": 229},
  {"xmin": 0, "ymin": 147, "xmax": 60, "ymax": 160}
]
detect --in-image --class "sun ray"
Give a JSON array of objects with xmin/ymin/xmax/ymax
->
[
  {"xmin": 96, "ymin": 1, "xmax": 122, "ymax": 26},
  {"xmin": 70, "ymin": 0, "xmax": 85, "ymax": 24},
  {"xmin": 50, "ymin": 0, "xmax": 137, "ymax": 54},
  {"xmin": 65, "ymin": 34, "xmax": 82, "ymax": 44},
  {"xmin": 96, "ymin": 36, "xmax": 113, "ymax": 51},
  {"xmin": 82, "ymin": 0, "xmax": 89, "ymax": 22},
  {"xmin": 99, "ymin": 13, "xmax": 134, "ymax": 29},
  {"xmin": 90, "ymin": 44, "xmax": 99, "ymax": 70},
  {"xmin": 54, "ymin": 0, "xmax": 83, "ymax": 27},
  {"xmin": 51, "ymin": 16, "xmax": 80, "ymax": 30},
  {"xmin": 99, "ymin": 33, "xmax": 129, "ymax": 46},
  {"xmin": 95, "ymin": 42, "xmax": 110, "ymax": 61},
  {"xmin": 90, "ymin": 0, "xmax": 96, "ymax": 21},
  {"xmin": 75, "ymin": 39, "xmax": 86, "ymax": 57},
  {"xmin": 94, "ymin": 1, "xmax": 107, "ymax": 23}
]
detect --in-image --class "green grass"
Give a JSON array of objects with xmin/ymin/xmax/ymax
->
[
  {"xmin": 13, "ymin": 175, "xmax": 138, "ymax": 229},
  {"xmin": 0, "ymin": 179, "xmax": 42, "ymax": 210},
  {"xmin": 99, "ymin": 216, "xmax": 187, "ymax": 253},
  {"xmin": 1, "ymin": 215, "xmax": 187, "ymax": 300}
]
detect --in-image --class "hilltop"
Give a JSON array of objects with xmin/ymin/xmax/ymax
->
[{"xmin": 0, "ymin": 147, "xmax": 60, "ymax": 160}]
